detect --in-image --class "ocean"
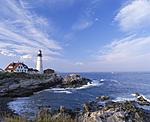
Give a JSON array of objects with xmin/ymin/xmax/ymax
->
[{"xmin": 7, "ymin": 72, "xmax": 150, "ymax": 118}]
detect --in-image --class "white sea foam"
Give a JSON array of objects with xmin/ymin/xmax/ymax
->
[
  {"xmin": 35, "ymin": 80, "xmax": 103, "ymax": 94},
  {"xmin": 44, "ymin": 80, "xmax": 103, "ymax": 94},
  {"xmin": 113, "ymin": 97, "xmax": 136, "ymax": 102},
  {"xmin": 53, "ymin": 90, "xmax": 72, "ymax": 94},
  {"xmin": 140, "ymin": 95, "xmax": 150, "ymax": 102},
  {"xmin": 131, "ymin": 94, "xmax": 150, "ymax": 102},
  {"xmin": 68, "ymin": 80, "xmax": 103, "ymax": 90},
  {"xmin": 100, "ymin": 79, "xmax": 105, "ymax": 82},
  {"xmin": 110, "ymin": 79, "xmax": 119, "ymax": 83},
  {"xmin": 100, "ymin": 79, "xmax": 120, "ymax": 84},
  {"xmin": 50, "ymin": 88, "xmax": 67, "ymax": 91},
  {"xmin": 131, "ymin": 93, "xmax": 137, "ymax": 97},
  {"xmin": 46, "ymin": 88, "xmax": 72, "ymax": 94}
]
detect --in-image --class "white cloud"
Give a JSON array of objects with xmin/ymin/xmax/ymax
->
[
  {"xmin": 72, "ymin": 19, "xmax": 93, "ymax": 30},
  {"xmin": 72, "ymin": 0, "xmax": 101, "ymax": 31},
  {"xmin": 20, "ymin": 54, "xmax": 32, "ymax": 59},
  {"xmin": 75, "ymin": 62, "xmax": 84, "ymax": 66},
  {"xmin": 115, "ymin": 0, "xmax": 150, "ymax": 32},
  {"xmin": 0, "ymin": 0, "xmax": 62, "ymax": 59},
  {"xmin": 35, "ymin": 0, "xmax": 74, "ymax": 10},
  {"xmin": 94, "ymin": 35, "xmax": 150, "ymax": 71}
]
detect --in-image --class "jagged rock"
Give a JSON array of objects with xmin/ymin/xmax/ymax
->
[
  {"xmin": 132, "ymin": 93, "xmax": 150, "ymax": 106},
  {"xmin": 0, "ymin": 73, "xmax": 63, "ymax": 97},
  {"xmin": 59, "ymin": 106, "xmax": 65, "ymax": 113},
  {"xmin": 62, "ymin": 74, "xmax": 92, "ymax": 88},
  {"xmin": 83, "ymin": 103, "xmax": 90, "ymax": 112},
  {"xmin": 96, "ymin": 96, "xmax": 110, "ymax": 101},
  {"xmin": 37, "ymin": 108, "xmax": 50, "ymax": 119},
  {"xmin": 1, "ymin": 97, "xmax": 150, "ymax": 122},
  {"xmin": 137, "ymin": 96, "xmax": 150, "ymax": 106},
  {"xmin": 80, "ymin": 101, "xmax": 147, "ymax": 122},
  {"xmin": 107, "ymin": 111, "xmax": 126, "ymax": 122},
  {"xmin": 0, "ymin": 72, "xmax": 92, "ymax": 98}
]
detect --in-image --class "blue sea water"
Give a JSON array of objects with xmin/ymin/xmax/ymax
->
[{"xmin": 8, "ymin": 72, "xmax": 150, "ymax": 118}]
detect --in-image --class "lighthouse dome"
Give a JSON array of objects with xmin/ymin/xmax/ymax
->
[{"xmin": 37, "ymin": 50, "xmax": 42, "ymax": 57}]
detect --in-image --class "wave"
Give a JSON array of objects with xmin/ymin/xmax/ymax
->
[
  {"xmin": 35, "ymin": 78, "xmax": 121, "ymax": 95},
  {"xmin": 49, "ymin": 88, "xmax": 72, "ymax": 94},
  {"xmin": 131, "ymin": 94, "xmax": 150, "ymax": 102},
  {"xmin": 113, "ymin": 94, "xmax": 150, "ymax": 103},
  {"xmin": 40, "ymin": 80, "xmax": 103, "ymax": 94},
  {"xmin": 113, "ymin": 97, "xmax": 136, "ymax": 102},
  {"xmin": 53, "ymin": 90, "xmax": 72, "ymax": 94},
  {"xmin": 70, "ymin": 80, "xmax": 103, "ymax": 90},
  {"xmin": 100, "ymin": 79, "xmax": 120, "ymax": 83},
  {"xmin": 100, "ymin": 79, "xmax": 105, "ymax": 82},
  {"xmin": 35, "ymin": 79, "xmax": 121, "ymax": 95}
]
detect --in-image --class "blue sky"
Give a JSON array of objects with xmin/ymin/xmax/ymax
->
[{"xmin": 1, "ymin": 0, "xmax": 150, "ymax": 72}]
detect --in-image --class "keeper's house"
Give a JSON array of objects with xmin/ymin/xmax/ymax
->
[{"xmin": 5, "ymin": 62, "xmax": 28, "ymax": 73}]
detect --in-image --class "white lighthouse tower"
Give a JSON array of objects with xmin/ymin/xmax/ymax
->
[{"xmin": 36, "ymin": 50, "xmax": 43, "ymax": 74}]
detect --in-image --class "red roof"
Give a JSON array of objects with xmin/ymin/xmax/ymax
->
[{"xmin": 5, "ymin": 62, "xmax": 28, "ymax": 71}]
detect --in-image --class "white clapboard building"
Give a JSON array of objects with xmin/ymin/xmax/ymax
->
[{"xmin": 5, "ymin": 62, "xmax": 28, "ymax": 73}]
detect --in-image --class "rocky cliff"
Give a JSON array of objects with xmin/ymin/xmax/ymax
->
[{"xmin": 0, "ymin": 72, "xmax": 91, "ymax": 97}]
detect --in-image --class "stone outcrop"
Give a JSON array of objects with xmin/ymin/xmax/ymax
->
[
  {"xmin": 96, "ymin": 96, "xmax": 110, "ymax": 101},
  {"xmin": 132, "ymin": 93, "xmax": 150, "ymax": 106},
  {"xmin": 0, "ymin": 73, "xmax": 91, "ymax": 97},
  {"xmin": 35, "ymin": 100, "xmax": 150, "ymax": 122},
  {"xmin": 62, "ymin": 74, "xmax": 92, "ymax": 88},
  {"xmin": 0, "ymin": 73, "xmax": 62, "ymax": 97},
  {"xmin": 80, "ymin": 101, "xmax": 146, "ymax": 122}
]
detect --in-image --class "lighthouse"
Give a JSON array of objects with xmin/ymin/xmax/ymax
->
[{"xmin": 36, "ymin": 50, "xmax": 43, "ymax": 74}]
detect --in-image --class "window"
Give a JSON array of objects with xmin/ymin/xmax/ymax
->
[{"xmin": 9, "ymin": 66, "xmax": 13, "ymax": 68}]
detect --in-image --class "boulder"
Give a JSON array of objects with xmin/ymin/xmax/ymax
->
[
  {"xmin": 44, "ymin": 69, "xmax": 55, "ymax": 75},
  {"xmin": 132, "ymin": 93, "xmax": 150, "ymax": 106},
  {"xmin": 62, "ymin": 74, "xmax": 92, "ymax": 88},
  {"xmin": 59, "ymin": 106, "xmax": 65, "ymax": 113},
  {"xmin": 80, "ymin": 101, "xmax": 146, "ymax": 122},
  {"xmin": 96, "ymin": 96, "xmax": 110, "ymax": 101},
  {"xmin": 137, "ymin": 96, "xmax": 150, "ymax": 106}
]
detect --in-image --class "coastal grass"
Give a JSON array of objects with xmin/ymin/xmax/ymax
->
[
  {"xmin": 3, "ymin": 117, "xmax": 75, "ymax": 122},
  {"xmin": 3, "ymin": 114, "xmax": 76, "ymax": 122},
  {"xmin": 4, "ymin": 116, "xmax": 27, "ymax": 122}
]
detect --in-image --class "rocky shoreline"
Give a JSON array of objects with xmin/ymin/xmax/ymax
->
[
  {"xmin": 0, "ymin": 72, "xmax": 91, "ymax": 97},
  {"xmin": 31, "ymin": 94, "xmax": 150, "ymax": 122},
  {"xmin": 2, "ymin": 94, "xmax": 150, "ymax": 122},
  {"xmin": 0, "ymin": 72, "xmax": 150, "ymax": 121}
]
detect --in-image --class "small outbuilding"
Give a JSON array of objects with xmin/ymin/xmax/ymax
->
[
  {"xmin": 28, "ymin": 68, "xmax": 39, "ymax": 74},
  {"xmin": 44, "ymin": 69, "xmax": 55, "ymax": 75}
]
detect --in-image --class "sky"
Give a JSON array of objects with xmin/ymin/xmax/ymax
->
[{"xmin": 0, "ymin": 0, "xmax": 150, "ymax": 72}]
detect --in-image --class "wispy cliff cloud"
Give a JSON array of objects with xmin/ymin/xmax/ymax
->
[{"xmin": 0, "ymin": 0, "xmax": 62, "ymax": 60}]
